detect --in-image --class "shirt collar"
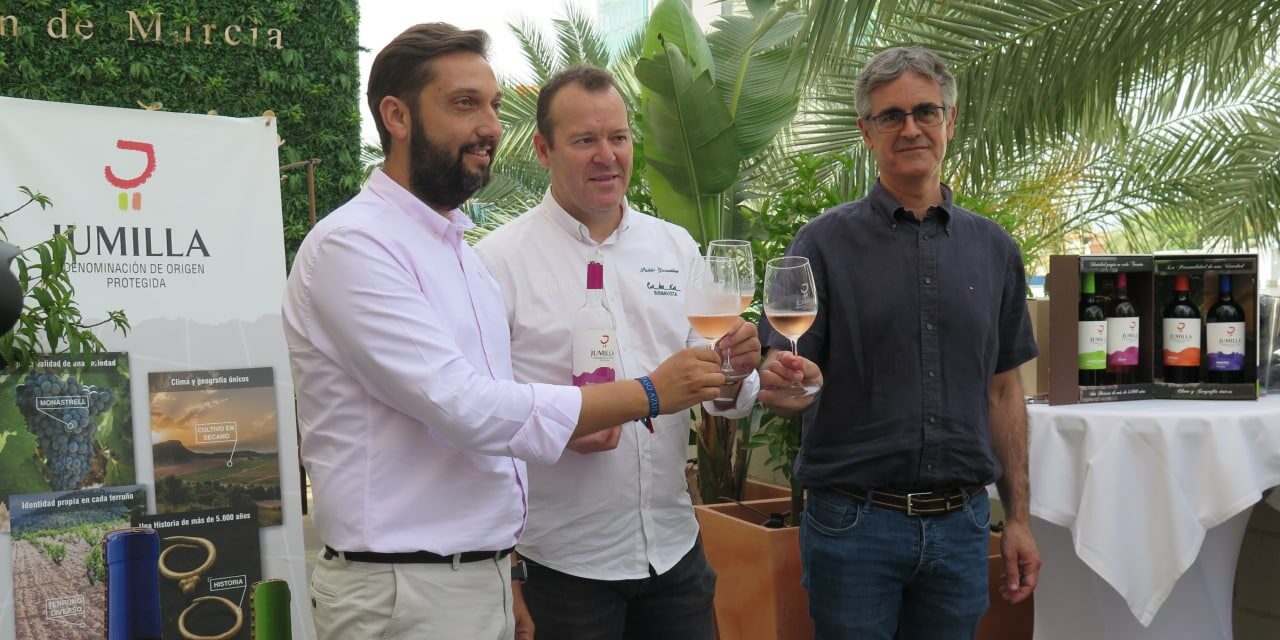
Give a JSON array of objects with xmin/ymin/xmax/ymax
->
[
  {"xmin": 366, "ymin": 168, "xmax": 475, "ymax": 246},
  {"xmin": 869, "ymin": 179, "xmax": 954, "ymax": 235},
  {"xmin": 539, "ymin": 188, "xmax": 633, "ymax": 247}
]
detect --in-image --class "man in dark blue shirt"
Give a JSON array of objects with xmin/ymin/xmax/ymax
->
[{"xmin": 758, "ymin": 45, "xmax": 1041, "ymax": 640}]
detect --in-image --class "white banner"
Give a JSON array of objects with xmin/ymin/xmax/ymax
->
[{"xmin": 0, "ymin": 97, "xmax": 309, "ymax": 639}]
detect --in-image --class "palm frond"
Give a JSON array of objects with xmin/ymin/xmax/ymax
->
[
  {"xmin": 509, "ymin": 17, "xmax": 558, "ymax": 83},
  {"xmin": 554, "ymin": 3, "xmax": 612, "ymax": 69}
]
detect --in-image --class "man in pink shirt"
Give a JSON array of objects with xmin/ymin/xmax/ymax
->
[{"xmin": 282, "ymin": 23, "xmax": 731, "ymax": 640}]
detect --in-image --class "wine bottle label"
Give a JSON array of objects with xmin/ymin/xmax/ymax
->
[
  {"xmin": 572, "ymin": 329, "xmax": 617, "ymax": 386},
  {"xmin": 1106, "ymin": 317, "xmax": 1140, "ymax": 366},
  {"xmin": 1078, "ymin": 321, "xmax": 1107, "ymax": 370},
  {"xmin": 1162, "ymin": 318, "xmax": 1202, "ymax": 366},
  {"xmin": 1206, "ymin": 322, "xmax": 1246, "ymax": 371}
]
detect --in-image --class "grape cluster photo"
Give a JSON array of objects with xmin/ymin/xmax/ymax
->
[{"xmin": 15, "ymin": 372, "xmax": 118, "ymax": 491}]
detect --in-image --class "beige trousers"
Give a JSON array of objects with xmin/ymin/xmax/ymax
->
[{"xmin": 308, "ymin": 550, "xmax": 514, "ymax": 639}]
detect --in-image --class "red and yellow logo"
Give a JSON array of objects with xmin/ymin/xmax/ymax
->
[{"xmin": 104, "ymin": 140, "xmax": 156, "ymax": 211}]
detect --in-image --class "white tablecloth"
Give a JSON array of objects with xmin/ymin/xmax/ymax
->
[{"xmin": 1028, "ymin": 396, "xmax": 1280, "ymax": 626}]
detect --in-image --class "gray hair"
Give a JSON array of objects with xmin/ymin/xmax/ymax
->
[{"xmin": 854, "ymin": 46, "xmax": 957, "ymax": 118}]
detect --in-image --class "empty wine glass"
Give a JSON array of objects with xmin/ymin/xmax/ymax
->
[
  {"xmin": 707, "ymin": 240, "xmax": 755, "ymax": 313},
  {"xmin": 764, "ymin": 256, "xmax": 820, "ymax": 395}
]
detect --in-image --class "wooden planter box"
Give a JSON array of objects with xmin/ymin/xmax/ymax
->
[{"xmin": 695, "ymin": 497, "xmax": 813, "ymax": 640}]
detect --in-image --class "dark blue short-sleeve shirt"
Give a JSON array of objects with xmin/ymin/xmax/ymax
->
[{"xmin": 760, "ymin": 181, "xmax": 1038, "ymax": 492}]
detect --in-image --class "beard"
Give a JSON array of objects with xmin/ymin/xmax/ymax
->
[{"xmin": 406, "ymin": 117, "xmax": 497, "ymax": 211}]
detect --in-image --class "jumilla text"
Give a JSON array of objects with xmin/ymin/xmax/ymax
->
[{"xmin": 0, "ymin": 10, "xmax": 284, "ymax": 49}]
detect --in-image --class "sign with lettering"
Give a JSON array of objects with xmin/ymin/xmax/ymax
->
[
  {"xmin": 0, "ymin": 98, "xmax": 309, "ymax": 639},
  {"xmin": 0, "ymin": 9, "xmax": 283, "ymax": 48}
]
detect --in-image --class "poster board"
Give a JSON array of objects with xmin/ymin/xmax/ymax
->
[{"xmin": 0, "ymin": 97, "xmax": 309, "ymax": 639}]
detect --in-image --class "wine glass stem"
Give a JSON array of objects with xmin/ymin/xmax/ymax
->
[
  {"xmin": 789, "ymin": 338, "xmax": 802, "ymax": 390},
  {"xmin": 714, "ymin": 340, "xmax": 735, "ymax": 401}
]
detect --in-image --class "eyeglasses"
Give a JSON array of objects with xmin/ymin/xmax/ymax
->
[{"xmin": 868, "ymin": 105, "xmax": 950, "ymax": 133}]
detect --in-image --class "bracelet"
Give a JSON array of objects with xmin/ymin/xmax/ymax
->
[{"xmin": 636, "ymin": 376, "xmax": 660, "ymax": 418}]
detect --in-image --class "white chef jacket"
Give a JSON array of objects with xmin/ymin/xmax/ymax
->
[{"xmin": 475, "ymin": 190, "xmax": 758, "ymax": 579}]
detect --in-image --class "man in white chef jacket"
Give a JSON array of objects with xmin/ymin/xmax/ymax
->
[{"xmin": 475, "ymin": 65, "xmax": 763, "ymax": 640}]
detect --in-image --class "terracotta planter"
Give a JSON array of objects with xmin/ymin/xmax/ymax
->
[
  {"xmin": 743, "ymin": 479, "xmax": 791, "ymax": 501},
  {"xmin": 695, "ymin": 498, "xmax": 813, "ymax": 640}
]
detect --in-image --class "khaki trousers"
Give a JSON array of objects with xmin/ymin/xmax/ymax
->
[{"xmin": 309, "ymin": 550, "xmax": 514, "ymax": 639}]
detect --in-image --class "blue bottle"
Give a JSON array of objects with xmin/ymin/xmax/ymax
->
[{"xmin": 104, "ymin": 528, "xmax": 163, "ymax": 639}]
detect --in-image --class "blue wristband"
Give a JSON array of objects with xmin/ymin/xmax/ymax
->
[{"xmin": 636, "ymin": 376, "xmax": 660, "ymax": 419}]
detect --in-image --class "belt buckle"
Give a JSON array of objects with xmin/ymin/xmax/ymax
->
[{"xmin": 905, "ymin": 492, "xmax": 928, "ymax": 516}]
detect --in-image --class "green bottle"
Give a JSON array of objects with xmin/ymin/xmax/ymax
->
[
  {"xmin": 251, "ymin": 579, "xmax": 292, "ymax": 639},
  {"xmin": 1078, "ymin": 272, "xmax": 1107, "ymax": 385}
]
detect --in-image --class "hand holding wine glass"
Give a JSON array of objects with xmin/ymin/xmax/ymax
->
[
  {"xmin": 764, "ymin": 256, "xmax": 820, "ymax": 396},
  {"xmin": 759, "ymin": 351, "xmax": 823, "ymax": 416}
]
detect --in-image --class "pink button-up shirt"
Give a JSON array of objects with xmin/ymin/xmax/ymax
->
[{"xmin": 282, "ymin": 170, "xmax": 582, "ymax": 554}]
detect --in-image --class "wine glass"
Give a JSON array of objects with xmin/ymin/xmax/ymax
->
[
  {"xmin": 763, "ymin": 256, "xmax": 820, "ymax": 395},
  {"xmin": 707, "ymin": 239, "xmax": 755, "ymax": 381},
  {"xmin": 707, "ymin": 239, "xmax": 756, "ymax": 314},
  {"xmin": 685, "ymin": 255, "xmax": 741, "ymax": 400}
]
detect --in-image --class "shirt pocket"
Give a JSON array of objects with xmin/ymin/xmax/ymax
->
[{"xmin": 939, "ymin": 256, "xmax": 996, "ymax": 357}]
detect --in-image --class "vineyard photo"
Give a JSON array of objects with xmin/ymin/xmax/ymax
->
[
  {"xmin": 0, "ymin": 354, "xmax": 136, "ymax": 532},
  {"xmin": 8, "ymin": 486, "xmax": 147, "ymax": 639}
]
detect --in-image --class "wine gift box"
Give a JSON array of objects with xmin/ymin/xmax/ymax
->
[
  {"xmin": 1152, "ymin": 254, "xmax": 1258, "ymax": 400},
  {"xmin": 1049, "ymin": 250, "xmax": 1259, "ymax": 404},
  {"xmin": 1047, "ymin": 255, "xmax": 1156, "ymax": 405}
]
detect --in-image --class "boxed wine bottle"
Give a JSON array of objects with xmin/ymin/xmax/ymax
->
[
  {"xmin": 1047, "ymin": 255, "xmax": 1156, "ymax": 405},
  {"xmin": 1152, "ymin": 254, "xmax": 1258, "ymax": 399}
]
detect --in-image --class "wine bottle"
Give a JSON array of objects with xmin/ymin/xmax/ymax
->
[
  {"xmin": 1162, "ymin": 274, "xmax": 1202, "ymax": 383},
  {"xmin": 572, "ymin": 251, "xmax": 618, "ymax": 387},
  {"xmin": 1106, "ymin": 272, "xmax": 1140, "ymax": 385},
  {"xmin": 1078, "ymin": 272, "xmax": 1107, "ymax": 385},
  {"xmin": 104, "ymin": 528, "xmax": 163, "ymax": 640},
  {"xmin": 251, "ymin": 579, "xmax": 293, "ymax": 640},
  {"xmin": 1206, "ymin": 274, "xmax": 1246, "ymax": 383}
]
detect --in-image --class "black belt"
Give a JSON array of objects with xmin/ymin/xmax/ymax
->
[
  {"xmin": 323, "ymin": 545, "xmax": 513, "ymax": 564},
  {"xmin": 830, "ymin": 485, "xmax": 984, "ymax": 516}
]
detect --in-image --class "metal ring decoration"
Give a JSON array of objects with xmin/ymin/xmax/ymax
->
[
  {"xmin": 158, "ymin": 536, "xmax": 216, "ymax": 595},
  {"xmin": 177, "ymin": 596, "xmax": 244, "ymax": 640}
]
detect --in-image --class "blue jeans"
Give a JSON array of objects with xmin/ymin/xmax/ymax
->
[{"xmin": 800, "ymin": 488, "xmax": 991, "ymax": 640}]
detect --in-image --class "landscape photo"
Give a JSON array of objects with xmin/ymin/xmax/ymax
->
[
  {"xmin": 149, "ymin": 368, "xmax": 282, "ymax": 526},
  {"xmin": 0, "ymin": 352, "xmax": 136, "ymax": 533},
  {"xmin": 9, "ymin": 485, "xmax": 148, "ymax": 640}
]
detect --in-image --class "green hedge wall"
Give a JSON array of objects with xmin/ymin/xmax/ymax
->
[{"xmin": 0, "ymin": 0, "xmax": 362, "ymax": 263}]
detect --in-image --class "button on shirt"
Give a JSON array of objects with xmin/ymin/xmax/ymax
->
[
  {"xmin": 475, "ymin": 191, "xmax": 758, "ymax": 580},
  {"xmin": 760, "ymin": 181, "xmax": 1037, "ymax": 493},
  {"xmin": 282, "ymin": 170, "xmax": 582, "ymax": 555}
]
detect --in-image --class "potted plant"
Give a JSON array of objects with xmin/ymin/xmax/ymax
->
[{"xmin": 635, "ymin": 0, "xmax": 805, "ymax": 504}]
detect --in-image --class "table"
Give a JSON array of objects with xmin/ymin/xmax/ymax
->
[{"xmin": 1027, "ymin": 396, "xmax": 1280, "ymax": 639}]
